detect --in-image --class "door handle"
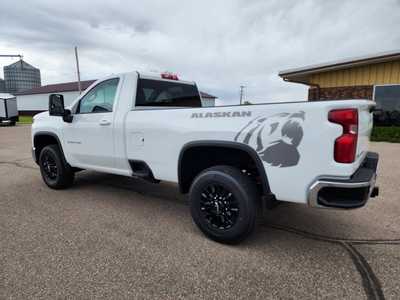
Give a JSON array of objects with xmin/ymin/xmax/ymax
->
[{"xmin": 99, "ymin": 120, "xmax": 111, "ymax": 126}]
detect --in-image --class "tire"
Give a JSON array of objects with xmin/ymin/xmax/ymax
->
[
  {"xmin": 391, "ymin": 111, "xmax": 400, "ymax": 126},
  {"xmin": 39, "ymin": 144, "xmax": 74, "ymax": 189},
  {"xmin": 189, "ymin": 165, "xmax": 259, "ymax": 244}
]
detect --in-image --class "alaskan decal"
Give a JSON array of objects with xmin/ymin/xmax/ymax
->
[
  {"xmin": 191, "ymin": 111, "xmax": 252, "ymax": 118},
  {"xmin": 234, "ymin": 111, "xmax": 305, "ymax": 167}
]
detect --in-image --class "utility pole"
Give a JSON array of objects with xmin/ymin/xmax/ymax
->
[
  {"xmin": 74, "ymin": 46, "xmax": 82, "ymax": 94},
  {"xmin": 239, "ymin": 85, "xmax": 246, "ymax": 105}
]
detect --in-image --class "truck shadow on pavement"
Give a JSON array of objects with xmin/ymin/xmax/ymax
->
[
  {"xmin": 71, "ymin": 171, "xmax": 398, "ymax": 300},
  {"xmin": 73, "ymin": 171, "xmax": 187, "ymax": 203},
  {"xmin": 72, "ymin": 171, "xmax": 400, "ymax": 246}
]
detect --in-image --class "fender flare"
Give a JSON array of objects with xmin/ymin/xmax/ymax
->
[
  {"xmin": 33, "ymin": 131, "xmax": 66, "ymax": 164},
  {"xmin": 178, "ymin": 140, "xmax": 272, "ymax": 196}
]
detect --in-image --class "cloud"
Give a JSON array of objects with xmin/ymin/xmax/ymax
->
[{"xmin": 0, "ymin": 0, "xmax": 399, "ymax": 104}]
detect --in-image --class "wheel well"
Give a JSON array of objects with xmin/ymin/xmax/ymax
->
[
  {"xmin": 33, "ymin": 134, "xmax": 61, "ymax": 163},
  {"xmin": 178, "ymin": 142, "xmax": 270, "ymax": 195}
]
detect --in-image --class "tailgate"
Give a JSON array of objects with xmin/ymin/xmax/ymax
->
[
  {"xmin": 356, "ymin": 101, "xmax": 375, "ymax": 163},
  {"xmin": 6, "ymin": 98, "xmax": 18, "ymax": 118}
]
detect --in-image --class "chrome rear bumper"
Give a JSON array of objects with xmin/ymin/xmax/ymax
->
[{"xmin": 308, "ymin": 152, "xmax": 379, "ymax": 209}]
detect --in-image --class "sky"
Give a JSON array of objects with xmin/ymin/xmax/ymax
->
[{"xmin": 1, "ymin": 0, "xmax": 400, "ymax": 105}]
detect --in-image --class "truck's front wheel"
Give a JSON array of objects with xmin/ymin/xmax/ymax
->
[
  {"xmin": 39, "ymin": 145, "xmax": 74, "ymax": 189},
  {"xmin": 189, "ymin": 165, "xmax": 258, "ymax": 244}
]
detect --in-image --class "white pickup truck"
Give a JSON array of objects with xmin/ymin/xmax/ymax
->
[{"xmin": 31, "ymin": 71, "xmax": 379, "ymax": 243}]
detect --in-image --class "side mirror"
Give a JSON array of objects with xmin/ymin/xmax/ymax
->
[
  {"xmin": 49, "ymin": 94, "xmax": 73, "ymax": 123},
  {"xmin": 49, "ymin": 94, "xmax": 65, "ymax": 116}
]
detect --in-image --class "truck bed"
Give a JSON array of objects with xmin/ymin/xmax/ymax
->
[{"xmin": 124, "ymin": 99, "xmax": 374, "ymax": 204}]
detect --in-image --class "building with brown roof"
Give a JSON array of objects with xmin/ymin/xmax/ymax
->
[
  {"xmin": 15, "ymin": 80, "xmax": 95, "ymax": 115},
  {"xmin": 16, "ymin": 79, "xmax": 217, "ymax": 115},
  {"xmin": 279, "ymin": 50, "xmax": 400, "ymax": 125}
]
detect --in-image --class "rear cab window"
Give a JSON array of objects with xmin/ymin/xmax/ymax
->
[{"xmin": 135, "ymin": 78, "xmax": 202, "ymax": 108}]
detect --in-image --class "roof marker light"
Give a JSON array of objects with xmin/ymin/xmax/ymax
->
[{"xmin": 161, "ymin": 72, "xmax": 179, "ymax": 80}]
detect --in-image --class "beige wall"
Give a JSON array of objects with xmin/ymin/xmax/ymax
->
[{"xmin": 310, "ymin": 60, "xmax": 400, "ymax": 88}]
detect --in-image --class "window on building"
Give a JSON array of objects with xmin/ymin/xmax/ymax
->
[
  {"xmin": 135, "ymin": 78, "xmax": 201, "ymax": 108},
  {"xmin": 373, "ymin": 85, "xmax": 400, "ymax": 126},
  {"xmin": 201, "ymin": 98, "xmax": 215, "ymax": 107}
]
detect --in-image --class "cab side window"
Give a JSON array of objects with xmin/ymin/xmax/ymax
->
[{"xmin": 77, "ymin": 78, "xmax": 119, "ymax": 113}]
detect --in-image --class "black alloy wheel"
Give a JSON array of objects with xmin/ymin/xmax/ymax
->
[
  {"xmin": 189, "ymin": 165, "xmax": 259, "ymax": 244},
  {"xmin": 41, "ymin": 153, "xmax": 58, "ymax": 181},
  {"xmin": 39, "ymin": 144, "xmax": 74, "ymax": 189},
  {"xmin": 199, "ymin": 183, "xmax": 240, "ymax": 230}
]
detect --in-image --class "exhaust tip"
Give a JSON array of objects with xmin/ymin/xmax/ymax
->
[{"xmin": 371, "ymin": 186, "xmax": 379, "ymax": 198}]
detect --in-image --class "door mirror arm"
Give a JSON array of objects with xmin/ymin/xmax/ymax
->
[{"xmin": 62, "ymin": 109, "xmax": 73, "ymax": 123}]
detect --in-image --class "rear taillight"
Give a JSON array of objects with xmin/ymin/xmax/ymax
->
[{"xmin": 328, "ymin": 109, "xmax": 358, "ymax": 163}]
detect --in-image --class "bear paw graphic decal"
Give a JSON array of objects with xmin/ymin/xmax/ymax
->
[{"xmin": 234, "ymin": 111, "xmax": 305, "ymax": 167}]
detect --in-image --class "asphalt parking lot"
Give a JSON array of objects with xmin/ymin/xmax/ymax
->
[{"xmin": 1, "ymin": 125, "xmax": 399, "ymax": 299}]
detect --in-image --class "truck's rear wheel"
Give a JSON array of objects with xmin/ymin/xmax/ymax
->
[
  {"xmin": 39, "ymin": 144, "xmax": 74, "ymax": 189},
  {"xmin": 189, "ymin": 165, "xmax": 258, "ymax": 244}
]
